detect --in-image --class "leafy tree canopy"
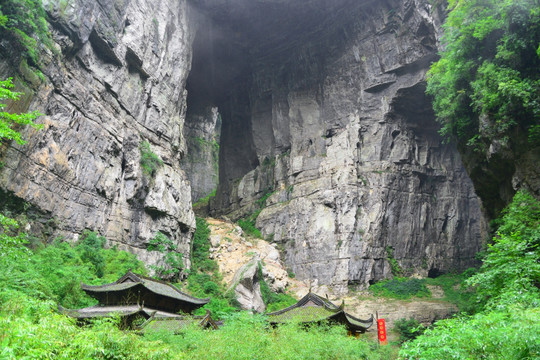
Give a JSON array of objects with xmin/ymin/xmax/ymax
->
[
  {"xmin": 466, "ymin": 190, "xmax": 540, "ymax": 310},
  {"xmin": 427, "ymin": 0, "xmax": 540, "ymax": 149},
  {"xmin": 0, "ymin": 78, "xmax": 42, "ymax": 145}
]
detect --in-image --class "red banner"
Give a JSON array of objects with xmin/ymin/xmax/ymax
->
[{"xmin": 377, "ymin": 318, "xmax": 388, "ymax": 345}]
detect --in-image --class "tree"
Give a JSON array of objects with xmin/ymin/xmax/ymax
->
[
  {"xmin": 466, "ymin": 191, "xmax": 540, "ymax": 310},
  {"xmin": 427, "ymin": 0, "xmax": 540, "ymax": 149},
  {"xmin": 0, "ymin": 77, "xmax": 42, "ymax": 145}
]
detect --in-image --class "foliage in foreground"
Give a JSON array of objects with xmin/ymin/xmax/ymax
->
[
  {"xmin": 145, "ymin": 312, "xmax": 397, "ymax": 360},
  {"xmin": 0, "ymin": 216, "xmax": 146, "ymax": 309},
  {"xmin": 399, "ymin": 307, "xmax": 540, "ymax": 359},
  {"xmin": 0, "ymin": 290, "xmax": 172, "ymax": 360},
  {"xmin": 467, "ymin": 190, "xmax": 540, "ymax": 310}
]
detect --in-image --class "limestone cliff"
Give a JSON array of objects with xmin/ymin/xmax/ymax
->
[
  {"xmin": 192, "ymin": 0, "xmax": 488, "ymax": 293},
  {"xmin": 1, "ymin": 0, "xmax": 490, "ymax": 290},
  {"xmin": 0, "ymin": 0, "xmax": 196, "ymax": 270}
]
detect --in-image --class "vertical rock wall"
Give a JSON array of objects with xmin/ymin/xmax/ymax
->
[
  {"xmin": 0, "ymin": 0, "xmax": 196, "ymax": 269},
  {"xmin": 206, "ymin": 0, "xmax": 487, "ymax": 293},
  {"xmin": 181, "ymin": 105, "xmax": 220, "ymax": 203}
]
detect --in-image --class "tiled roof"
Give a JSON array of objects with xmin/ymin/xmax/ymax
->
[
  {"xmin": 81, "ymin": 270, "xmax": 210, "ymax": 305},
  {"xmin": 266, "ymin": 292, "xmax": 373, "ymax": 332},
  {"xmin": 266, "ymin": 305, "xmax": 333, "ymax": 323},
  {"xmin": 58, "ymin": 304, "xmax": 185, "ymax": 319}
]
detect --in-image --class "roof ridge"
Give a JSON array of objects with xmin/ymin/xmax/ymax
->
[
  {"xmin": 128, "ymin": 271, "xmax": 211, "ymax": 302},
  {"xmin": 266, "ymin": 292, "xmax": 343, "ymax": 316}
]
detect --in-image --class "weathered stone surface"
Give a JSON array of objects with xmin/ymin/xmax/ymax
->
[
  {"xmin": 196, "ymin": 0, "xmax": 487, "ymax": 293},
  {"xmin": 180, "ymin": 106, "xmax": 220, "ymax": 203},
  {"xmin": 228, "ymin": 258, "xmax": 265, "ymax": 313},
  {"xmin": 0, "ymin": 0, "xmax": 498, "ymax": 291},
  {"xmin": 0, "ymin": 0, "xmax": 197, "ymax": 271}
]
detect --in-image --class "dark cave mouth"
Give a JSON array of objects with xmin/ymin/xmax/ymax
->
[{"xmin": 183, "ymin": 0, "xmax": 423, "ymax": 211}]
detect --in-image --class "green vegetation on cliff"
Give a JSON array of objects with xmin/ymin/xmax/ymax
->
[
  {"xmin": 186, "ymin": 217, "xmax": 239, "ymax": 318},
  {"xmin": 0, "ymin": 0, "xmax": 53, "ymax": 68},
  {"xmin": 0, "ymin": 78, "xmax": 41, "ymax": 145},
  {"xmin": 427, "ymin": 0, "xmax": 540, "ymax": 148}
]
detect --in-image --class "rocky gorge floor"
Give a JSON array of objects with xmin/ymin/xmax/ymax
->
[{"xmin": 205, "ymin": 217, "xmax": 458, "ymax": 337}]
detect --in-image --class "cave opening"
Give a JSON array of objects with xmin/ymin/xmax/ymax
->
[
  {"xmin": 184, "ymin": 0, "xmax": 388, "ymax": 214},
  {"xmin": 182, "ymin": 14, "xmax": 259, "ymax": 208}
]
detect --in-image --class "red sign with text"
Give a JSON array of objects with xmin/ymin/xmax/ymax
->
[{"xmin": 377, "ymin": 319, "xmax": 388, "ymax": 345}]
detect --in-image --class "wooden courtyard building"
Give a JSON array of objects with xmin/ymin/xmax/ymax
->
[
  {"xmin": 60, "ymin": 270, "xmax": 217, "ymax": 330},
  {"xmin": 266, "ymin": 292, "xmax": 373, "ymax": 337}
]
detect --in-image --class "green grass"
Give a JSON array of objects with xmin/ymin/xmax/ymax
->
[
  {"xmin": 0, "ymin": 290, "xmax": 172, "ymax": 359},
  {"xmin": 369, "ymin": 278, "xmax": 431, "ymax": 300},
  {"xmin": 187, "ymin": 217, "xmax": 238, "ymax": 318},
  {"xmin": 144, "ymin": 312, "xmax": 398, "ymax": 360},
  {"xmin": 425, "ymin": 270, "xmax": 478, "ymax": 312},
  {"xmin": 238, "ymin": 214, "xmax": 262, "ymax": 238}
]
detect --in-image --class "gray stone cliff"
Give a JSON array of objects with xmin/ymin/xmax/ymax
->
[
  {"xmin": 195, "ymin": 0, "xmax": 488, "ymax": 293},
  {"xmin": 0, "ymin": 0, "xmax": 196, "ymax": 270},
  {"xmin": 0, "ymin": 0, "xmax": 493, "ymax": 290}
]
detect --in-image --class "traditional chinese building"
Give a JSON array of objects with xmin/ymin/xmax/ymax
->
[
  {"xmin": 140, "ymin": 310, "xmax": 220, "ymax": 333},
  {"xmin": 60, "ymin": 270, "xmax": 213, "ymax": 330},
  {"xmin": 266, "ymin": 292, "xmax": 373, "ymax": 336}
]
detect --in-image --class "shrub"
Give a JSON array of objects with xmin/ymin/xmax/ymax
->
[
  {"xmin": 370, "ymin": 278, "xmax": 431, "ymax": 300},
  {"xmin": 147, "ymin": 231, "xmax": 183, "ymax": 280},
  {"xmin": 78, "ymin": 230, "xmax": 106, "ymax": 278},
  {"xmin": 386, "ymin": 246, "xmax": 403, "ymax": 276},
  {"xmin": 0, "ymin": 290, "xmax": 172, "ymax": 359},
  {"xmin": 466, "ymin": 190, "xmax": 540, "ymax": 310},
  {"xmin": 394, "ymin": 318, "xmax": 426, "ymax": 344},
  {"xmin": 0, "ymin": 78, "xmax": 42, "ymax": 145},
  {"xmin": 191, "ymin": 217, "xmax": 211, "ymax": 268},
  {"xmin": 139, "ymin": 140, "xmax": 163, "ymax": 177},
  {"xmin": 426, "ymin": 0, "xmax": 540, "ymax": 148},
  {"xmin": 0, "ymin": 217, "xmax": 147, "ymax": 309},
  {"xmin": 399, "ymin": 307, "xmax": 540, "ymax": 360},
  {"xmin": 238, "ymin": 212, "xmax": 262, "ymax": 238},
  {"xmin": 187, "ymin": 217, "xmax": 238, "ymax": 319}
]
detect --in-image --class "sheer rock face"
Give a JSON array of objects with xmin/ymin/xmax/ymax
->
[
  {"xmin": 0, "ymin": 0, "xmax": 196, "ymax": 269},
  {"xmin": 0, "ymin": 0, "xmax": 487, "ymax": 288},
  {"xmin": 180, "ymin": 106, "xmax": 220, "ymax": 203},
  {"xmin": 198, "ymin": 0, "xmax": 487, "ymax": 293}
]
